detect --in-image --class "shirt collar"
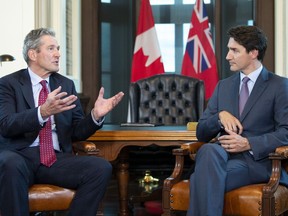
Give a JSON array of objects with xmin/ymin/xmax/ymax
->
[
  {"xmin": 28, "ymin": 68, "xmax": 50, "ymax": 86},
  {"xmin": 240, "ymin": 65, "xmax": 263, "ymax": 83}
]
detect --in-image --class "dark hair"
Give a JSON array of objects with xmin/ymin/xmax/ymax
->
[
  {"xmin": 227, "ymin": 25, "xmax": 268, "ymax": 61},
  {"xmin": 23, "ymin": 28, "xmax": 56, "ymax": 64}
]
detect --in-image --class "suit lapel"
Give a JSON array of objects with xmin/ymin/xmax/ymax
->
[
  {"xmin": 18, "ymin": 70, "xmax": 63, "ymax": 108},
  {"xmin": 48, "ymin": 74, "xmax": 63, "ymax": 127},
  {"xmin": 240, "ymin": 68, "xmax": 269, "ymax": 120},
  {"xmin": 230, "ymin": 74, "xmax": 241, "ymax": 118},
  {"xmin": 19, "ymin": 69, "xmax": 35, "ymax": 108},
  {"xmin": 49, "ymin": 73, "xmax": 62, "ymax": 91}
]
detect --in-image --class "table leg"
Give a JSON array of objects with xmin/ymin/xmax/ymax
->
[{"xmin": 117, "ymin": 161, "xmax": 130, "ymax": 216}]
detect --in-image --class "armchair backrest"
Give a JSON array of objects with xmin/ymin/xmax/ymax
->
[{"xmin": 129, "ymin": 74, "xmax": 205, "ymax": 125}]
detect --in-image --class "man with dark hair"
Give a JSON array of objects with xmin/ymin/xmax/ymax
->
[
  {"xmin": 187, "ymin": 25, "xmax": 288, "ymax": 215},
  {"xmin": 0, "ymin": 28, "xmax": 124, "ymax": 216}
]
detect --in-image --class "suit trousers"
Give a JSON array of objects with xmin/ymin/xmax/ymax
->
[
  {"xmin": 0, "ymin": 146, "xmax": 112, "ymax": 216},
  {"xmin": 186, "ymin": 143, "xmax": 258, "ymax": 216}
]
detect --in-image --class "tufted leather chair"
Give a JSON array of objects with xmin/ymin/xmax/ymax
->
[
  {"xmin": 129, "ymin": 74, "xmax": 205, "ymax": 125},
  {"xmin": 26, "ymin": 141, "xmax": 102, "ymax": 215},
  {"xmin": 162, "ymin": 142, "xmax": 288, "ymax": 216}
]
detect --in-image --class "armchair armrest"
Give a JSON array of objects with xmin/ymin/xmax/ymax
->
[
  {"xmin": 275, "ymin": 146, "xmax": 288, "ymax": 157},
  {"xmin": 181, "ymin": 141, "xmax": 206, "ymax": 160},
  {"xmin": 262, "ymin": 146, "xmax": 288, "ymax": 214},
  {"xmin": 72, "ymin": 141, "xmax": 99, "ymax": 156},
  {"xmin": 162, "ymin": 141, "xmax": 205, "ymax": 211},
  {"xmin": 165, "ymin": 141, "xmax": 206, "ymax": 184}
]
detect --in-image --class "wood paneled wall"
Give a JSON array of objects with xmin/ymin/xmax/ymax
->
[
  {"xmin": 255, "ymin": 0, "xmax": 274, "ymax": 72},
  {"xmin": 81, "ymin": 0, "xmax": 101, "ymax": 112}
]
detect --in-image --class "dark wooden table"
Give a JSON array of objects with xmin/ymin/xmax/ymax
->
[{"xmin": 87, "ymin": 124, "xmax": 197, "ymax": 216}]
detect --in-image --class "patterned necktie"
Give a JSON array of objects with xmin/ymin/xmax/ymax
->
[
  {"xmin": 239, "ymin": 77, "xmax": 250, "ymax": 115},
  {"xmin": 38, "ymin": 80, "xmax": 57, "ymax": 167}
]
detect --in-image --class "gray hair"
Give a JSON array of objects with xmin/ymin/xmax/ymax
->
[{"xmin": 23, "ymin": 28, "xmax": 56, "ymax": 64}]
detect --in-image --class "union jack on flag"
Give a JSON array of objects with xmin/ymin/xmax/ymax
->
[{"xmin": 181, "ymin": 0, "xmax": 218, "ymax": 99}]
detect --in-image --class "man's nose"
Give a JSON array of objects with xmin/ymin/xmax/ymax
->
[{"xmin": 226, "ymin": 51, "xmax": 231, "ymax": 60}]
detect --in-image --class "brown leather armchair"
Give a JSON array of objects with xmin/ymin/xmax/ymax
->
[
  {"xmin": 28, "ymin": 141, "xmax": 102, "ymax": 215},
  {"xmin": 162, "ymin": 142, "xmax": 288, "ymax": 216},
  {"xmin": 129, "ymin": 73, "xmax": 205, "ymax": 125}
]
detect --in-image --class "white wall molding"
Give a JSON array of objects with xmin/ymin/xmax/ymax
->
[
  {"xmin": 275, "ymin": 0, "xmax": 288, "ymax": 77},
  {"xmin": 34, "ymin": 0, "xmax": 81, "ymax": 92}
]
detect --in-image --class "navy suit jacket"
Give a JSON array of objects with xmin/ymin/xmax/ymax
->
[
  {"xmin": 0, "ymin": 69, "xmax": 102, "ymax": 153},
  {"xmin": 196, "ymin": 67, "xmax": 288, "ymax": 186}
]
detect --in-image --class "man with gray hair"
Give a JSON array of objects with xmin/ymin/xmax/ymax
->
[{"xmin": 0, "ymin": 28, "xmax": 124, "ymax": 216}]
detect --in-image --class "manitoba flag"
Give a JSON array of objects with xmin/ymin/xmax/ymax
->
[
  {"xmin": 131, "ymin": 0, "xmax": 165, "ymax": 82},
  {"xmin": 181, "ymin": 0, "xmax": 218, "ymax": 99}
]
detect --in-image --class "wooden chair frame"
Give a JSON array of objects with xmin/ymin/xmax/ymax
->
[{"xmin": 162, "ymin": 142, "xmax": 288, "ymax": 216}]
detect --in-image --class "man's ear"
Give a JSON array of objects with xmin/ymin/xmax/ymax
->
[
  {"xmin": 28, "ymin": 49, "xmax": 37, "ymax": 61},
  {"xmin": 249, "ymin": 49, "xmax": 259, "ymax": 59}
]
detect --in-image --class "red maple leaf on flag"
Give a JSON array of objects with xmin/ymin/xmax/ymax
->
[{"xmin": 131, "ymin": 0, "xmax": 165, "ymax": 82}]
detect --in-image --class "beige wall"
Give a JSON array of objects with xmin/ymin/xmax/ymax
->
[{"xmin": 0, "ymin": 0, "xmax": 34, "ymax": 77}]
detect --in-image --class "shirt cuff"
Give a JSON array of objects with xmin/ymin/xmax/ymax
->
[
  {"xmin": 38, "ymin": 106, "xmax": 48, "ymax": 126},
  {"xmin": 218, "ymin": 119, "xmax": 224, "ymax": 129},
  {"xmin": 91, "ymin": 110, "xmax": 105, "ymax": 126}
]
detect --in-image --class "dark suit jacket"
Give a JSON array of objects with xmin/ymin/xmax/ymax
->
[
  {"xmin": 196, "ymin": 67, "xmax": 288, "ymax": 185},
  {"xmin": 0, "ymin": 68, "xmax": 102, "ymax": 153}
]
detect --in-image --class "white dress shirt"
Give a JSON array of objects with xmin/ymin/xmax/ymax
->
[{"xmin": 28, "ymin": 68, "xmax": 104, "ymax": 151}]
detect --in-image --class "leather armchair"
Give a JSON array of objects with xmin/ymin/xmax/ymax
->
[
  {"xmin": 129, "ymin": 74, "xmax": 205, "ymax": 125},
  {"xmin": 28, "ymin": 141, "xmax": 101, "ymax": 215},
  {"xmin": 162, "ymin": 142, "xmax": 288, "ymax": 216}
]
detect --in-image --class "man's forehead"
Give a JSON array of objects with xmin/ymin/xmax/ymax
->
[
  {"xmin": 39, "ymin": 35, "xmax": 59, "ymax": 46},
  {"xmin": 227, "ymin": 37, "xmax": 243, "ymax": 48}
]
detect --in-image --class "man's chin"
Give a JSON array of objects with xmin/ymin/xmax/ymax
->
[
  {"xmin": 229, "ymin": 66, "xmax": 238, "ymax": 72},
  {"xmin": 50, "ymin": 67, "xmax": 60, "ymax": 73}
]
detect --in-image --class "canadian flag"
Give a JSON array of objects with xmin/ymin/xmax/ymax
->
[
  {"xmin": 131, "ymin": 0, "xmax": 165, "ymax": 82},
  {"xmin": 181, "ymin": 0, "xmax": 219, "ymax": 99}
]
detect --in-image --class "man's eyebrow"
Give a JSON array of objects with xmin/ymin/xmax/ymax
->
[
  {"xmin": 228, "ymin": 47, "xmax": 237, "ymax": 51},
  {"xmin": 47, "ymin": 45, "xmax": 60, "ymax": 50}
]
